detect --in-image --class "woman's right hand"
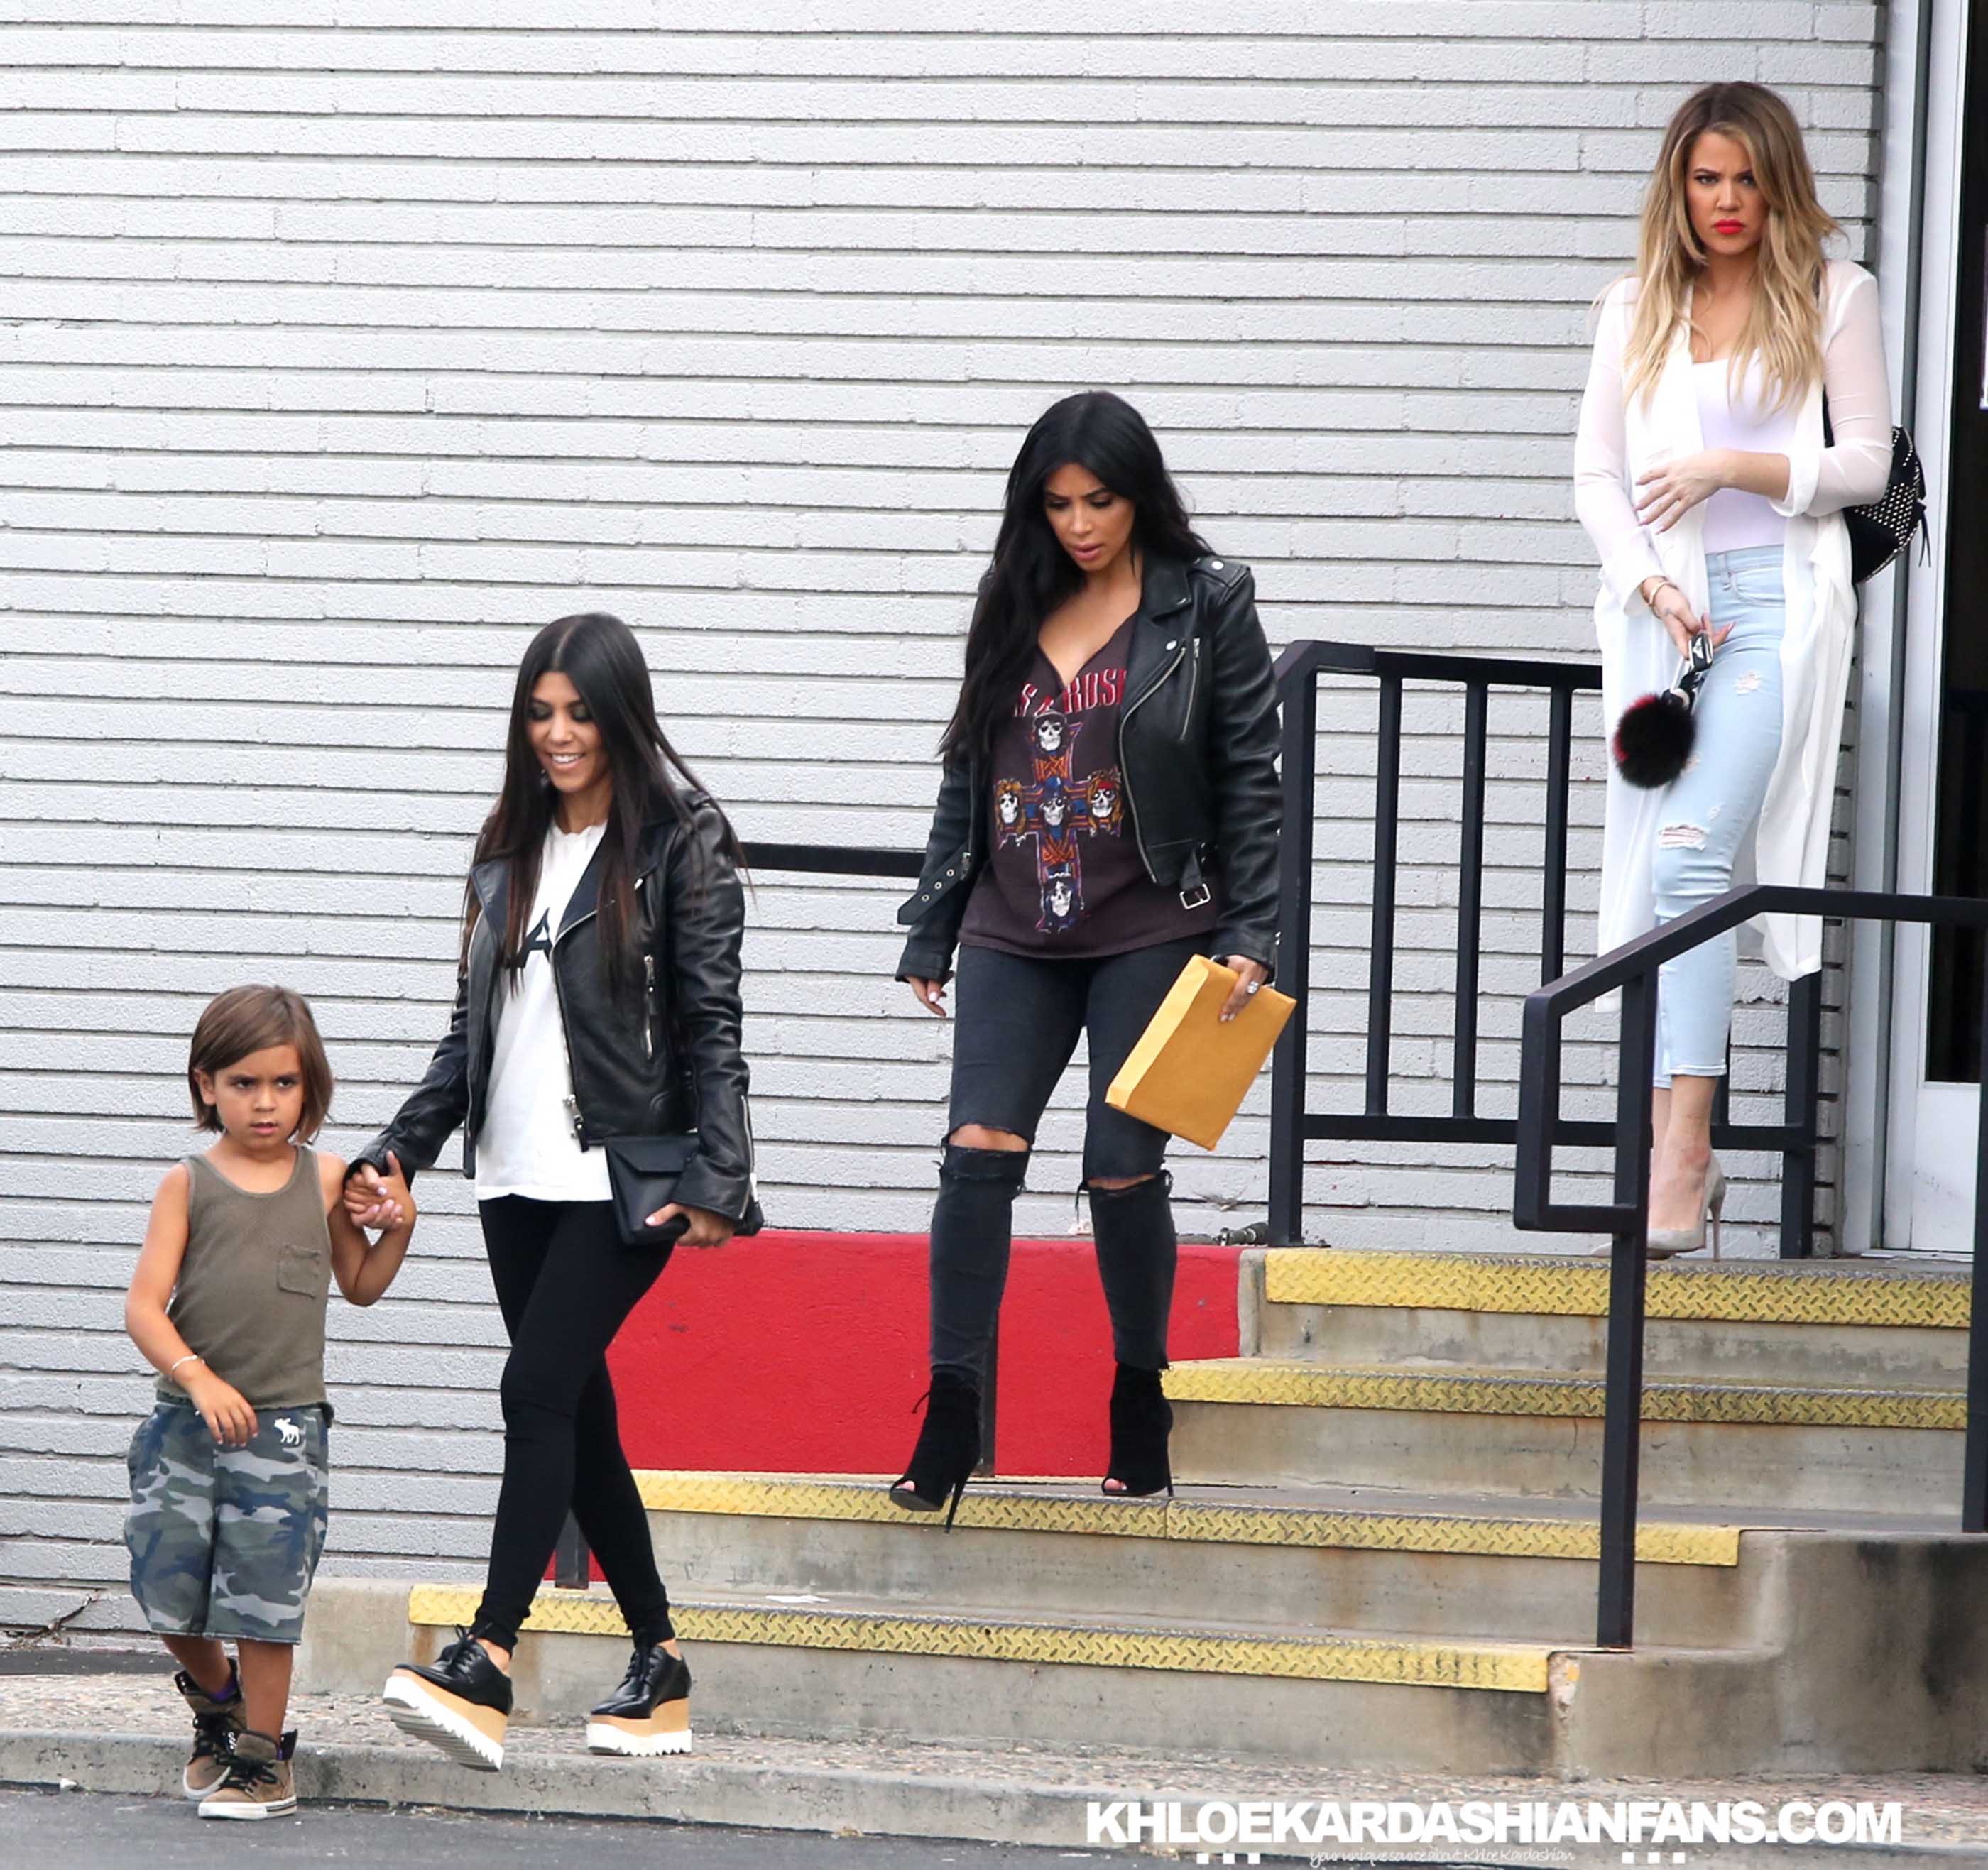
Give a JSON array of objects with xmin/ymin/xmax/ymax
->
[
  {"xmin": 185, "ymin": 1369, "xmax": 258, "ymax": 1448},
  {"xmin": 1643, "ymin": 579, "xmax": 1732, "ymax": 659},
  {"xmin": 907, "ymin": 975, "xmax": 949, "ymax": 1018}
]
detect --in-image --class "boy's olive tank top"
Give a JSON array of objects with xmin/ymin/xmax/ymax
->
[{"xmin": 158, "ymin": 1148, "xmax": 331, "ymax": 1411}]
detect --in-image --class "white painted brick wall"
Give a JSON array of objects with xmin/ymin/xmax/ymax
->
[{"xmin": 0, "ymin": 4, "xmax": 1884, "ymax": 1625}]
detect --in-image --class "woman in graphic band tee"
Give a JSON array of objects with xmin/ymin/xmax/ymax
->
[
  {"xmin": 892, "ymin": 391, "xmax": 1282, "ymax": 1518},
  {"xmin": 344, "ymin": 613, "xmax": 753, "ymax": 1770}
]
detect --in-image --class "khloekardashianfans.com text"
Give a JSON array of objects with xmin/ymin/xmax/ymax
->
[{"xmin": 1085, "ymin": 1796, "xmax": 1904, "ymax": 1857}]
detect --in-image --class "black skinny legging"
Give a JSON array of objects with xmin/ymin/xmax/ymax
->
[{"xmin": 471, "ymin": 1196, "xmax": 674, "ymax": 1654}]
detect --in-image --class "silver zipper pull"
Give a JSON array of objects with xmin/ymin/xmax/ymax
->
[
  {"xmin": 643, "ymin": 953, "xmax": 657, "ymax": 1060},
  {"xmin": 564, "ymin": 1093, "xmax": 583, "ymax": 1143}
]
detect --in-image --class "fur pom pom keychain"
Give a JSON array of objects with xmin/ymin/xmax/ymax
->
[{"xmin": 1612, "ymin": 631, "xmax": 1714, "ymax": 790}]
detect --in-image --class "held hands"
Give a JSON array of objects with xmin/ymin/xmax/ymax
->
[
  {"xmin": 644, "ymin": 1201, "xmax": 733, "ymax": 1248},
  {"xmin": 185, "ymin": 1367, "xmax": 257, "ymax": 1448},
  {"xmin": 1634, "ymin": 447, "xmax": 1731, "ymax": 535},
  {"xmin": 342, "ymin": 1152, "xmax": 412, "ymax": 1232}
]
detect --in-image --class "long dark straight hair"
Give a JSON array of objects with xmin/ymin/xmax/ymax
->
[
  {"xmin": 941, "ymin": 390, "xmax": 1212, "ymax": 765},
  {"xmin": 465, "ymin": 613, "xmax": 745, "ymax": 1004}
]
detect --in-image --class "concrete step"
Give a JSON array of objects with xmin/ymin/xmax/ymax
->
[
  {"xmin": 1248, "ymin": 1250, "xmax": 1970, "ymax": 1390},
  {"xmin": 635, "ymin": 1470, "xmax": 1764, "ymax": 1647},
  {"xmin": 291, "ymin": 1515, "xmax": 1988, "ymax": 1778},
  {"xmin": 405, "ymin": 1580, "xmax": 1567, "ymax": 1772},
  {"xmin": 1165, "ymin": 1359, "xmax": 1966, "ymax": 1512}
]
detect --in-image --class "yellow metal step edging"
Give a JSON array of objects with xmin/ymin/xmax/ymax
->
[
  {"xmin": 633, "ymin": 1470, "xmax": 1740, "ymax": 1565},
  {"xmin": 405, "ymin": 1583, "xmax": 1552, "ymax": 1694},
  {"xmin": 1162, "ymin": 1360, "xmax": 1966, "ymax": 1431},
  {"xmin": 1265, "ymin": 1249, "xmax": 1970, "ymax": 1330}
]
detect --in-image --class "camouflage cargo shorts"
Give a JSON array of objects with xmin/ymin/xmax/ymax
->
[{"xmin": 124, "ymin": 1399, "xmax": 330, "ymax": 1644}]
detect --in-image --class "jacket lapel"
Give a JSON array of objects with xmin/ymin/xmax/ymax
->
[
  {"xmin": 1126, "ymin": 555, "xmax": 1191, "ymax": 704},
  {"xmin": 558, "ymin": 833, "xmax": 611, "ymax": 938},
  {"xmin": 469, "ymin": 855, "xmax": 508, "ymax": 940}
]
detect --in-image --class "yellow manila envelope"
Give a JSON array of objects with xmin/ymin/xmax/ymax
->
[{"xmin": 1105, "ymin": 954, "xmax": 1296, "ymax": 1151}]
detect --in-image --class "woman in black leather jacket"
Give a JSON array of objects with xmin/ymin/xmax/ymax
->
[
  {"xmin": 891, "ymin": 391, "xmax": 1280, "ymax": 1520},
  {"xmin": 345, "ymin": 612, "xmax": 751, "ymax": 1771}
]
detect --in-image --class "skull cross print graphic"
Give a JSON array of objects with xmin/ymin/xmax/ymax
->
[
  {"xmin": 958, "ymin": 613, "xmax": 1217, "ymax": 957},
  {"xmin": 1010, "ymin": 701, "xmax": 1121, "ymax": 932}
]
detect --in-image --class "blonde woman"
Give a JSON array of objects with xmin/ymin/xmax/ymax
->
[{"xmin": 1574, "ymin": 82, "xmax": 1891, "ymax": 1255}]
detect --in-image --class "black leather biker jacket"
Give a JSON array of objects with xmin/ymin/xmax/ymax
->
[
  {"xmin": 895, "ymin": 554, "xmax": 1282, "ymax": 982},
  {"xmin": 351, "ymin": 795, "xmax": 755, "ymax": 1223}
]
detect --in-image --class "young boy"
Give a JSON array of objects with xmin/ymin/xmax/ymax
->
[{"xmin": 124, "ymin": 985, "xmax": 415, "ymax": 1819}]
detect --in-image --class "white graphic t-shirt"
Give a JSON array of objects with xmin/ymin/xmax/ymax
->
[{"xmin": 474, "ymin": 820, "xmax": 613, "ymax": 1203}]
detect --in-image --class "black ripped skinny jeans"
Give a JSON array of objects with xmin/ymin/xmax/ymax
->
[
  {"xmin": 929, "ymin": 936, "xmax": 1202, "ymax": 1383},
  {"xmin": 470, "ymin": 1197, "xmax": 675, "ymax": 1654}
]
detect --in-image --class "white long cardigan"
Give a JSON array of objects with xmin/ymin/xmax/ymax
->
[{"xmin": 1573, "ymin": 259, "xmax": 1892, "ymax": 980}]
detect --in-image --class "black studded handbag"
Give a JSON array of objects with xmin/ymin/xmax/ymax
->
[{"xmin": 1823, "ymin": 397, "xmax": 1928, "ymax": 585}]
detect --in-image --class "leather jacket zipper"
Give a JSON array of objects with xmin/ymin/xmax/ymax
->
[
  {"xmin": 550, "ymin": 898, "xmax": 600, "ymax": 1148},
  {"xmin": 643, "ymin": 951, "xmax": 657, "ymax": 1061},
  {"xmin": 1118, "ymin": 637, "xmax": 1187, "ymax": 880},
  {"xmin": 547, "ymin": 944, "xmax": 587, "ymax": 1147}
]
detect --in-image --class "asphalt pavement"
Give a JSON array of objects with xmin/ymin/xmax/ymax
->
[{"xmin": 0, "ymin": 1785, "xmax": 1103, "ymax": 1866}]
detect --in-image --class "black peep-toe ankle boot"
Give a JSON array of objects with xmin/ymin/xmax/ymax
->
[
  {"xmin": 888, "ymin": 1370, "xmax": 982, "ymax": 1527},
  {"xmin": 1102, "ymin": 1362, "xmax": 1174, "ymax": 1499}
]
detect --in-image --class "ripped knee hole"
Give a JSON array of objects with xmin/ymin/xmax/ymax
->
[{"xmin": 946, "ymin": 1125, "xmax": 1029, "ymax": 1152}]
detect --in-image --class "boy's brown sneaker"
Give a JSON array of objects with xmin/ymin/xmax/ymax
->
[
  {"xmin": 174, "ymin": 1664, "xmax": 246, "ymax": 1799},
  {"xmin": 197, "ymin": 1727, "xmax": 297, "ymax": 1820}
]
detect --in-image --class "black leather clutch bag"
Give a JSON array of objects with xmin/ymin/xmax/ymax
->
[{"xmin": 602, "ymin": 1134, "xmax": 764, "ymax": 1248}]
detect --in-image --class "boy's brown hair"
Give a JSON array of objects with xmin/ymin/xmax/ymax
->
[{"xmin": 187, "ymin": 985, "xmax": 334, "ymax": 1141}]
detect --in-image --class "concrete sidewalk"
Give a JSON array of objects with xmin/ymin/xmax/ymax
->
[{"xmin": 2, "ymin": 1663, "xmax": 1987, "ymax": 1865}]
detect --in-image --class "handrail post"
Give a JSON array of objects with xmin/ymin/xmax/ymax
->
[
  {"xmin": 1597, "ymin": 971, "xmax": 1656, "ymax": 1649},
  {"xmin": 554, "ymin": 1514, "xmax": 590, "ymax": 1590},
  {"xmin": 1781, "ymin": 969, "xmax": 1824, "ymax": 1259},
  {"xmin": 1365, "ymin": 675, "xmax": 1404, "ymax": 1115},
  {"xmin": 1541, "ymin": 683, "xmax": 1574, "ymax": 985},
  {"xmin": 1965, "ymin": 980, "xmax": 1988, "ymax": 1531},
  {"xmin": 1453, "ymin": 682, "xmax": 1488, "ymax": 1117},
  {"xmin": 1268, "ymin": 661, "xmax": 1318, "ymax": 1246}
]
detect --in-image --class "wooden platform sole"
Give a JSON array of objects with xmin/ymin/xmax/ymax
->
[
  {"xmin": 586, "ymin": 1700, "xmax": 693, "ymax": 1757},
  {"xmin": 382, "ymin": 1668, "xmax": 508, "ymax": 1771}
]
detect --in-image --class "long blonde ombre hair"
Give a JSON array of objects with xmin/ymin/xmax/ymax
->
[{"xmin": 1623, "ymin": 83, "xmax": 1839, "ymax": 412}]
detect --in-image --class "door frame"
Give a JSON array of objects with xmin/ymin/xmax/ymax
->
[{"xmin": 1869, "ymin": 0, "xmax": 1972, "ymax": 1254}]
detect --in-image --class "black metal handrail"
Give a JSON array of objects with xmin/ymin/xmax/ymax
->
[
  {"xmin": 1265, "ymin": 640, "xmax": 1825, "ymax": 1256},
  {"xmin": 1514, "ymin": 883, "xmax": 1988, "ymax": 1651},
  {"xmin": 743, "ymin": 843, "xmax": 923, "ymax": 880}
]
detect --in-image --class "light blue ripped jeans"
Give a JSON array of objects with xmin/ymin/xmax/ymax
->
[{"xmin": 1651, "ymin": 543, "xmax": 1786, "ymax": 1086}]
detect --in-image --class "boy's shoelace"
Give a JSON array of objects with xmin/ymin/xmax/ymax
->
[
  {"xmin": 190, "ymin": 1713, "xmax": 234, "ymax": 1761},
  {"xmin": 217, "ymin": 1751, "xmax": 280, "ymax": 1790}
]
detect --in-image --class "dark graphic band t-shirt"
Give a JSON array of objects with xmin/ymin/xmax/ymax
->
[{"xmin": 958, "ymin": 615, "xmax": 1219, "ymax": 960}]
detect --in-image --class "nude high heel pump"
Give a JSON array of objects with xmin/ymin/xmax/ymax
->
[{"xmin": 1646, "ymin": 1153, "xmax": 1726, "ymax": 1260}]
